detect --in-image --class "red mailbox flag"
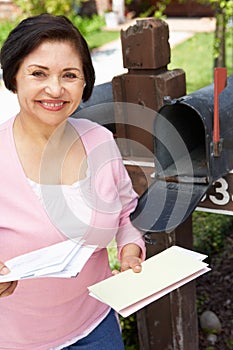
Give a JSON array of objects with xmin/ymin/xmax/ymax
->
[{"xmin": 213, "ymin": 67, "xmax": 227, "ymax": 156}]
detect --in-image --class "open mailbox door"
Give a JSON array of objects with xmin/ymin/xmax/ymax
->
[{"xmin": 131, "ymin": 70, "xmax": 233, "ymax": 233}]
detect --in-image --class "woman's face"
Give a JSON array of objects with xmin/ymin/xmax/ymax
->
[{"xmin": 15, "ymin": 40, "xmax": 85, "ymax": 128}]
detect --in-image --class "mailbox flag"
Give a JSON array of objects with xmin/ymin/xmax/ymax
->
[{"xmin": 213, "ymin": 67, "xmax": 227, "ymax": 155}]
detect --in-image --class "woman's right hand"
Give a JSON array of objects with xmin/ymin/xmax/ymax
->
[{"xmin": 0, "ymin": 263, "xmax": 18, "ymax": 298}]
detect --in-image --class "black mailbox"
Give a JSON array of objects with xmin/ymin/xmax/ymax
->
[{"xmin": 131, "ymin": 72, "xmax": 233, "ymax": 233}]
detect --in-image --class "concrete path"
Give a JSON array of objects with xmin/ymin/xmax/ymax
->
[{"xmin": 0, "ymin": 17, "xmax": 215, "ymax": 123}]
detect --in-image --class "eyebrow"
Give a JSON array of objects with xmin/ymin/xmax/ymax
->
[{"xmin": 27, "ymin": 65, "xmax": 82, "ymax": 72}]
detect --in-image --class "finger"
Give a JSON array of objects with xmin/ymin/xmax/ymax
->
[
  {"xmin": 0, "ymin": 282, "xmax": 9, "ymax": 294},
  {"xmin": 121, "ymin": 258, "xmax": 142, "ymax": 272},
  {"xmin": 0, "ymin": 263, "xmax": 10, "ymax": 275},
  {"xmin": 0, "ymin": 281, "xmax": 18, "ymax": 298},
  {"xmin": 132, "ymin": 263, "xmax": 142, "ymax": 273},
  {"xmin": 112, "ymin": 269, "xmax": 120, "ymax": 276},
  {"xmin": 120, "ymin": 261, "xmax": 130, "ymax": 272}
]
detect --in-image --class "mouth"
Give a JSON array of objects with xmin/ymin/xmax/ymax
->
[{"xmin": 38, "ymin": 100, "xmax": 68, "ymax": 111}]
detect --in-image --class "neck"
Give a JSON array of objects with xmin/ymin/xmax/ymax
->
[{"xmin": 14, "ymin": 113, "xmax": 67, "ymax": 148}]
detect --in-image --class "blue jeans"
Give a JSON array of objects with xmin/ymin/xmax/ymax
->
[{"xmin": 62, "ymin": 309, "xmax": 125, "ymax": 349}]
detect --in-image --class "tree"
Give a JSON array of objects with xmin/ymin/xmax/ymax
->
[
  {"xmin": 14, "ymin": 0, "xmax": 86, "ymax": 17},
  {"xmin": 209, "ymin": 0, "xmax": 233, "ymax": 67}
]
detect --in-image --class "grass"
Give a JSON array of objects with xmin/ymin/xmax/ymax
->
[
  {"xmin": 85, "ymin": 30, "xmax": 120, "ymax": 50},
  {"xmin": 169, "ymin": 32, "xmax": 214, "ymax": 93},
  {"xmin": 169, "ymin": 31, "xmax": 233, "ymax": 94},
  {"xmin": 70, "ymin": 14, "xmax": 120, "ymax": 50}
]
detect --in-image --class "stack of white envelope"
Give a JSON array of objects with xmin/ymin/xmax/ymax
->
[
  {"xmin": 0, "ymin": 240, "xmax": 97, "ymax": 282},
  {"xmin": 88, "ymin": 246, "xmax": 210, "ymax": 317}
]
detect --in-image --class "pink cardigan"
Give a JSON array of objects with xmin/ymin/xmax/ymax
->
[{"xmin": 0, "ymin": 116, "xmax": 145, "ymax": 350}]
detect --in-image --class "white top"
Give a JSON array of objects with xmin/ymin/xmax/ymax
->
[
  {"xmin": 28, "ymin": 175, "xmax": 110, "ymax": 349},
  {"xmin": 28, "ymin": 175, "xmax": 92, "ymax": 242}
]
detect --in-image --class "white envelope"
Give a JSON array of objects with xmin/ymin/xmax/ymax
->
[
  {"xmin": 88, "ymin": 246, "xmax": 210, "ymax": 317},
  {"xmin": 0, "ymin": 240, "xmax": 97, "ymax": 282}
]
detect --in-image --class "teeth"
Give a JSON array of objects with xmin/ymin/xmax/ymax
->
[{"xmin": 41, "ymin": 101, "xmax": 64, "ymax": 107}]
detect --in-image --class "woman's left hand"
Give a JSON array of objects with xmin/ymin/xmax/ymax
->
[
  {"xmin": 112, "ymin": 243, "xmax": 142, "ymax": 275},
  {"xmin": 120, "ymin": 255, "xmax": 142, "ymax": 273}
]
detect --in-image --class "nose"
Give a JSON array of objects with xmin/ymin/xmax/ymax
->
[{"xmin": 44, "ymin": 76, "xmax": 64, "ymax": 97}]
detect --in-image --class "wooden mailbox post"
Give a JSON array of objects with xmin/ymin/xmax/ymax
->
[
  {"xmin": 112, "ymin": 18, "xmax": 199, "ymax": 349},
  {"xmin": 111, "ymin": 17, "xmax": 233, "ymax": 349}
]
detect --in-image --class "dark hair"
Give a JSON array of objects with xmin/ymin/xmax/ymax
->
[{"xmin": 0, "ymin": 13, "xmax": 95, "ymax": 102}]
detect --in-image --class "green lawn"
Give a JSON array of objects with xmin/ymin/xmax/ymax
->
[
  {"xmin": 86, "ymin": 30, "xmax": 120, "ymax": 50},
  {"xmin": 169, "ymin": 32, "xmax": 233, "ymax": 94}
]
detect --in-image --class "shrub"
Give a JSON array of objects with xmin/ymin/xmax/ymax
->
[
  {"xmin": 120, "ymin": 314, "xmax": 140, "ymax": 350},
  {"xmin": 192, "ymin": 211, "xmax": 233, "ymax": 257},
  {"xmin": 0, "ymin": 20, "xmax": 18, "ymax": 48},
  {"xmin": 69, "ymin": 14, "xmax": 105, "ymax": 37}
]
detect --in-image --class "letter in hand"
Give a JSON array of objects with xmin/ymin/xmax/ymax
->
[{"xmin": 0, "ymin": 263, "xmax": 18, "ymax": 298}]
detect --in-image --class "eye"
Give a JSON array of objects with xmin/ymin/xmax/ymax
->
[
  {"xmin": 31, "ymin": 70, "xmax": 47, "ymax": 78},
  {"xmin": 63, "ymin": 71, "xmax": 84, "ymax": 81},
  {"xmin": 64, "ymin": 72, "xmax": 77, "ymax": 79}
]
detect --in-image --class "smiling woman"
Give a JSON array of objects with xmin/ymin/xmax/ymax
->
[
  {"xmin": 0, "ymin": 14, "xmax": 95, "ymax": 101},
  {"xmin": 14, "ymin": 41, "xmax": 85, "ymax": 129},
  {"xmin": 0, "ymin": 13, "xmax": 146, "ymax": 350}
]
